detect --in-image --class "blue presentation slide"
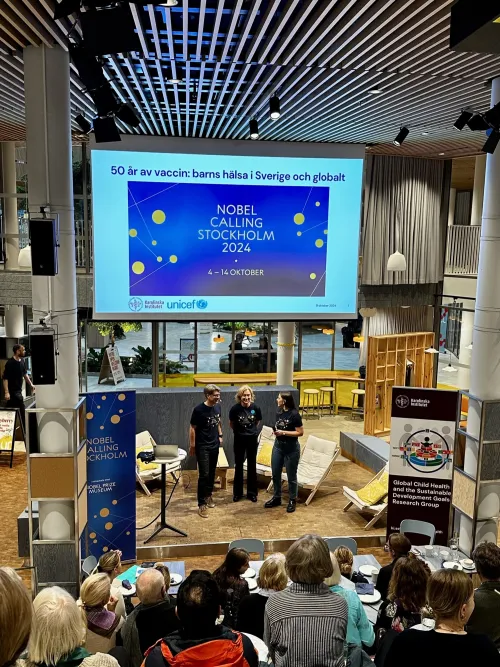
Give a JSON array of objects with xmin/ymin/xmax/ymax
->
[{"xmin": 92, "ymin": 149, "xmax": 363, "ymax": 318}]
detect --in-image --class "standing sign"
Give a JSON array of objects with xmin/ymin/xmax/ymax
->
[
  {"xmin": 387, "ymin": 387, "xmax": 457, "ymax": 546},
  {"xmin": 98, "ymin": 346, "xmax": 126, "ymax": 385},
  {"xmin": 0, "ymin": 408, "xmax": 18, "ymax": 467},
  {"xmin": 83, "ymin": 391, "xmax": 136, "ymax": 561}
]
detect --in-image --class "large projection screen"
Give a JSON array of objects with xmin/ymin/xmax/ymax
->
[{"xmin": 91, "ymin": 137, "xmax": 364, "ymax": 320}]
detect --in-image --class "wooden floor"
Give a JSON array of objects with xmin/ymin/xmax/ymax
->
[{"xmin": 137, "ymin": 415, "xmax": 382, "ymax": 548}]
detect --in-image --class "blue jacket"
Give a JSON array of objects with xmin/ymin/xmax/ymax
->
[{"xmin": 329, "ymin": 585, "xmax": 375, "ymax": 648}]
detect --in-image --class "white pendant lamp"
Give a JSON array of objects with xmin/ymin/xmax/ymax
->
[
  {"xmin": 442, "ymin": 352, "xmax": 457, "ymax": 372},
  {"xmin": 387, "ymin": 251, "xmax": 407, "ymax": 271},
  {"xmin": 425, "ymin": 346, "xmax": 439, "ymax": 354},
  {"xmin": 466, "ymin": 342, "xmax": 473, "ymax": 350}
]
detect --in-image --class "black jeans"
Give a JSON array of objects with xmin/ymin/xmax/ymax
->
[
  {"xmin": 8, "ymin": 392, "xmax": 25, "ymax": 432},
  {"xmin": 233, "ymin": 433, "xmax": 258, "ymax": 497},
  {"xmin": 196, "ymin": 444, "xmax": 219, "ymax": 506},
  {"xmin": 271, "ymin": 439, "xmax": 300, "ymax": 500}
]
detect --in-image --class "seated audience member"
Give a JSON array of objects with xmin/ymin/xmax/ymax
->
[
  {"xmin": 153, "ymin": 563, "xmax": 171, "ymax": 590},
  {"xmin": 265, "ymin": 534, "xmax": 348, "ymax": 667},
  {"xmin": 119, "ymin": 568, "xmax": 179, "ymax": 667},
  {"xmin": 213, "ymin": 548, "xmax": 250, "ymax": 627},
  {"xmin": 237, "ymin": 554, "xmax": 288, "ymax": 640},
  {"xmin": 0, "ymin": 567, "xmax": 33, "ymax": 667},
  {"xmin": 334, "ymin": 546, "xmax": 368, "ymax": 589},
  {"xmin": 375, "ymin": 556, "xmax": 429, "ymax": 635},
  {"xmin": 21, "ymin": 586, "xmax": 119, "ymax": 667},
  {"xmin": 142, "ymin": 570, "xmax": 258, "ymax": 667},
  {"xmin": 384, "ymin": 570, "xmax": 500, "ymax": 667},
  {"xmin": 98, "ymin": 550, "xmax": 126, "ymax": 619},
  {"xmin": 80, "ymin": 573, "xmax": 124, "ymax": 654},
  {"xmin": 376, "ymin": 533, "xmax": 411, "ymax": 601},
  {"xmin": 325, "ymin": 553, "xmax": 375, "ymax": 651},
  {"xmin": 467, "ymin": 541, "xmax": 500, "ymax": 647}
]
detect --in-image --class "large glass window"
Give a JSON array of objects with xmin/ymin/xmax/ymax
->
[{"xmin": 300, "ymin": 322, "xmax": 334, "ymax": 371}]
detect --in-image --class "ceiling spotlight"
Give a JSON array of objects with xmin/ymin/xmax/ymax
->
[
  {"xmin": 453, "ymin": 110, "xmax": 473, "ymax": 131},
  {"xmin": 421, "ymin": 131, "xmax": 429, "ymax": 136},
  {"xmin": 115, "ymin": 103, "xmax": 140, "ymax": 128},
  {"xmin": 484, "ymin": 102, "xmax": 500, "ymax": 128},
  {"xmin": 467, "ymin": 114, "xmax": 489, "ymax": 131},
  {"xmin": 93, "ymin": 116, "xmax": 121, "ymax": 143},
  {"xmin": 482, "ymin": 130, "xmax": 500, "ymax": 154},
  {"xmin": 249, "ymin": 118, "xmax": 259, "ymax": 140},
  {"xmin": 393, "ymin": 126, "xmax": 409, "ymax": 146},
  {"xmin": 159, "ymin": 0, "xmax": 178, "ymax": 5},
  {"xmin": 369, "ymin": 86, "xmax": 383, "ymax": 94},
  {"xmin": 75, "ymin": 113, "xmax": 91, "ymax": 134},
  {"xmin": 168, "ymin": 78, "xmax": 182, "ymax": 84},
  {"xmin": 270, "ymin": 95, "xmax": 281, "ymax": 120}
]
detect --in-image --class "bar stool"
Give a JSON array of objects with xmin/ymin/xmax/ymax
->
[
  {"xmin": 302, "ymin": 388, "xmax": 320, "ymax": 419},
  {"xmin": 351, "ymin": 389, "xmax": 365, "ymax": 420},
  {"xmin": 319, "ymin": 386, "xmax": 336, "ymax": 416}
]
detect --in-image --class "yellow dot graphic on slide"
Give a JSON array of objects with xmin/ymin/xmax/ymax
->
[
  {"xmin": 170, "ymin": 255, "xmax": 178, "ymax": 263},
  {"xmin": 100, "ymin": 425, "xmax": 104, "ymax": 430},
  {"xmin": 152, "ymin": 210, "xmax": 166, "ymax": 224},
  {"xmin": 103, "ymin": 546, "xmax": 109, "ymax": 553},
  {"xmin": 297, "ymin": 231, "xmax": 302, "ymax": 237},
  {"xmin": 93, "ymin": 539, "xmax": 97, "ymax": 544},
  {"xmin": 294, "ymin": 213, "xmax": 305, "ymax": 225},
  {"xmin": 129, "ymin": 229, "xmax": 137, "ymax": 237},
  {"xmin": 132, "ymin": 261, "xmax": 145, "ymax": 275},
  {"xmin": 89, "ymin": 532, "xmax": 96, "ymax": 539},
  {"xmin": 102, "ymin": 396, "xmax": 106, "ymax": 401},
  {"xmin": 97, "ymin": 405, "xmax": 101, "ymax": 409},
  {"xmin": 112, "ymin": 500, "xmax": 118, "ymax": 505},
  {"xmin": 86, "ymin": 412, "xmax": 93, "ymax": 420},
  {"xmin": 324, "ymin": 229, "xmax": 328, "ymax": 235},
  {"xmin": 315, "ymin": 239, "xmax": 324, "ymax": 248},
  {"xmin": 316, "ymin": 202, "xmax": 320, "ymax": 206},
  {"xmin": 111, "ymin": 415, "xmax": 120, "ymax": 424},
  {"xmin": 126, "ymin": 531, "xmax": 130, "ymax": 536},
  {"xmin": 310, "ymin": 273, "xmax": 316, "ymax": 280},
  {"xmin": 105, "ymin": 522, "xmax": 113, "ymax": 530},
  {"xmin": 119, "ymin": 409, "xmax": 123, "ymax": 414},
  {"xmin": 100, "ymin": 508, "xmax": 110, "ymax": 518},
  {"xmin": 152, "ymin": 240, "xmax": 157, "ymax": 246},
  {"xmin": 157, "ymin": 256, "xmax": 163, "ymax": 262},
  {"xmin": 118, "ymin": 394, "xmax": 126, "ymax": 401}
]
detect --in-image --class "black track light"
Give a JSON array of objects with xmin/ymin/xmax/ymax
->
[
  {"xmin": 484, "ymin": 102, "xmax": 500, "ymax": 129},
  {"xmin": 270, "ymin": 95, "xmax": 281, "ymax": 120},
  {"xmin": 467, "ymin": 114, "xmax": 489, "ymax": 132},
  {"xmin": 115, "ymin": 103, "xmax": 141, "ymax": 128},
  {"xmin": 454, "ymin": 110, "xmax": 473, "ymax": 131},
  {"xmin": 93, "ymin": 116, "xmax": 121, "ymax": 143},
  {"xmin": 75, "ymin": 114, "xmax": 91, "ymax": 134},
  {"xmin": 249, "ymin": 118, "xmax": 259, "ymax": 140},
  {"xmin": 482, "ymin": 130, "xmax": 500, "ymax": 154},
  {"xmin": 393, "ymin": 126, "xmax": 409, "ymax": 146}
]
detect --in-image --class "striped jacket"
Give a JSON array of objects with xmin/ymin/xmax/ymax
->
[{"xmin": 264, "ymin": 582, "xmax": 348, "ymax": 667}]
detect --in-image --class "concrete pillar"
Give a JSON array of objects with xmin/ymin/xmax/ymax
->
[
  {"xmin": 457, "ymin": 310, "xmax": 473, "ymax": 391},
  {"xmin": 448, "ymin": 187, "xmax": 456, "ymax": 227},
  {"xmin": 471, "ymin": 154, "xmax": 487, "ymax": 226},
  {"xmin": 24, "ymin": 45, "xmax": 79, "ymax": 540},
  {"xmin": 460, "ymin": 77, "xmax": 500, "ymax": 552},
  {"xmin": 277, "ymin": 322, "xmax": 295, "ymax": 386}
]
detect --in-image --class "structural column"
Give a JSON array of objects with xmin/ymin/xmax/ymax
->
[
  {"xmin": 471, "ymin": 154, "xmax": 487, "ymax": 226},
  {"xmin": 457, "ymin": 310, "xmax": 473, "ymax": 391},
  {"xmin": 277, "ymin": 322, "xmax": 295, "ymax": 386},
  {"xmin": 0, "ymin": 142, "xmax": 24, "ymax": 337},
  {"xmin": 448, "ymin": 187, "xmax": 456, "ymax": 227},
  {"xmin": 24, "ymin": 45, "xmax": 79, "ymax": 540},
  {"xmin": 461, "ymin": 77, "xmax": 500, "ymax": 552}
]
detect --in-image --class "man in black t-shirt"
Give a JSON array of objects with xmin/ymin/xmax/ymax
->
[
  {"xmin": 189, "ymin": 384, "xmax": 222, "ymax": 518},
  {"xmin": 2, "ymin": 344, "xmax": 34, "ymax": 431}
]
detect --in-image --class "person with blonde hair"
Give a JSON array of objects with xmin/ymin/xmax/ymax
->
[
  {"xmin": 325, "ymin": 553, "xmax": 374, "ymax": 652},
  {"xmin": 264, "ymin": 534, "xmax": 347, "ymax": 667},
  {"xmin": 21, "ymin": 586, "xmax": 118, "ymax": 667},
  {"xmin": 229, "ymin": 384, "xmax": 262, "ymax": 502},
  {"xmin": 384, "ymin": 569, "xmax": 500, "ymax": 667},
  {"xmin": 98, "ymin": 550, "xmax": 126, "ymax": 619},
  {"xmin": 237, "ymin": 554, "xmax": 288, "ymax": 639},
  {"xmin": 0, "ymin": 567, "xmax": 33, "ymax": 667},
  {"xmin": 334, "ymin": 546, "xmax": 369, "ymax": 588},
  {"xmin": 80, "ymin": 573, "xmax": 124, "ymax": 654}
]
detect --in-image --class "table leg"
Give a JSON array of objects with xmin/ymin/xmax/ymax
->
[{"xmin": 144, "ymin": 464, "xmax": 188, "ymax": 543}]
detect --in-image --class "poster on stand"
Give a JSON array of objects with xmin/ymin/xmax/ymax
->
[
  {"xmin": 387, "ymin": 387, "xmax": 458, "ymax": 546},
  {"xmin": 83, "ymin": 391, "xmax": 136, "ymax": 561}
]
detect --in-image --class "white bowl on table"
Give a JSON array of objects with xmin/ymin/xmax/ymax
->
[{"xmin": 359, "ymin": 565, "xmax": 378, "ymax": 577}]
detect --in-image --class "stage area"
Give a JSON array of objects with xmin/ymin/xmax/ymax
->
[{"xmin": 136, "ymin": 416, "xmax": 384, "ymax": 550}]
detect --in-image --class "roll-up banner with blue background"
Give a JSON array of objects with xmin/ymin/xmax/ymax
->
[{"xmin": 82, "ymin": 390, "xmax": 136, "ymax": 561}]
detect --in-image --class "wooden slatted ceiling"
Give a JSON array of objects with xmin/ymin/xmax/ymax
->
[{"xmin": 0, "ymin": 0, "xmax": 497, "ymax": 157}]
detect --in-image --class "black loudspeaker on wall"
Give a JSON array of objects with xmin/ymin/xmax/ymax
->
[
  {"xmin": 30, "ymin": 329, "xmax": 56, "ymax": 385},
  {"xmin": 29, "ymin": 218, "xmax": 58, "ymax": 276}
]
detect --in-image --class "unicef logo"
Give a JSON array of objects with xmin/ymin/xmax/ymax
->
[
  {"xmin": 395, "ymin": 395, "xmax": 410, "ymax": 409},
  {"xmin": 196, "ymin": 299, "xmax": 208, "ymax": 310},
  {"xmin": 128, "ymin": 297, "xmax": 143, "ymax": 312}
]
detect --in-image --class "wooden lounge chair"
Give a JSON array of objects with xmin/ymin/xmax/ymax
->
[{"xmin": 342, "ymin": 464, "xmax": 389, "ymax": 530}]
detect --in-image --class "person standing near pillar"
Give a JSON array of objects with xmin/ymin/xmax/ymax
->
[
  {"xmin": 265, "ymin": 392, "xmax": 304, "ymax": 514},
  {"xmin": 189, "ymin": 384, "xmax": 222, "ymax": 519},
  {"xmin": 2, "ymin": 344, "xmax": 34, "ymax": 431},
  {"xmin": 229, "ymin": 385, "xmax": 262, "ymax": 503}
]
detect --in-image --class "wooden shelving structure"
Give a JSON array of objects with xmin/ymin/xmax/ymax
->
[{"xmin": 364, "ymin": 332, "xmax": 435, "ymax": 436}]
